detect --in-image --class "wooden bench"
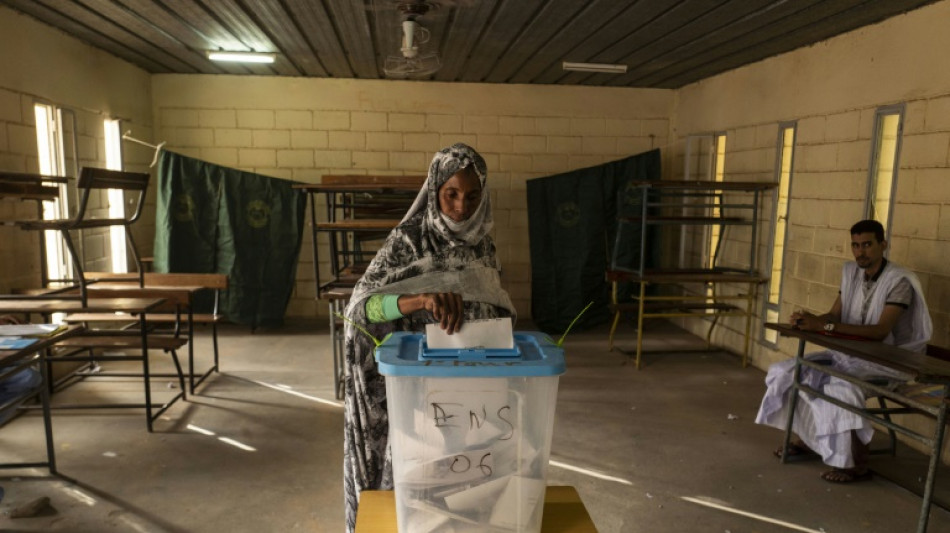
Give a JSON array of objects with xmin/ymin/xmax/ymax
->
[
  {"xmin": 0, "ymin": 297, "xmax": 175, "ymax": 432},
  {"xmin": 869, "ymin": 344, "xmax": 950, "ymax": 455},
  {"xmin": 63, "ymin": 272, "xmax": 228, "ymax": 394},
  {"xmin": 46, "ymin": 331, "xmax": 188, "ymax": 432},
  {"xmin": 607, "ymin": 270, "xmax": 767, "ymax": 368},
  {"xmin": 767, "ymin": 323, "xmax": 950, "ymax": 533}
]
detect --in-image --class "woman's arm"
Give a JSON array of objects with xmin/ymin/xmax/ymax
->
[
  {"xmin": 364, "ymin": 293, "xmax": 465, "ymax": 334},
  {"xmin": 365, "ymin": 294, "xmax": 404, "ymax": 324},
  {"xmin": 398, "ymin": 293, "xmax": 464, "ymax": 334}
]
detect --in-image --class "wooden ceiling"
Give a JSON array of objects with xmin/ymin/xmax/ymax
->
[{"xmin": 1, "ymin": 0, "xmax": 939, "ymax": 89}]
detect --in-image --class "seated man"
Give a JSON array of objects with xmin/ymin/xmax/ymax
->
[
  {"xmin": 755, "ymin": 219, "xmax": 932, "ymax": 483},
  {"xmin": 0, "ymin": 315, "xmax": 42, "ymax": 427}
]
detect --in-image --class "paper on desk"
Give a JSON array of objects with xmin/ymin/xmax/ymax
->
[
  {"xmin": 0, "ymin": 323, "xmax": 63, "ymax": 337},
  {"xmin": 0, "ymin": 337, "xmax": 39, "ymax": 349},
  {"xmin": 425, "ymin": 318, "xmax": 513, "ymax": 349}
]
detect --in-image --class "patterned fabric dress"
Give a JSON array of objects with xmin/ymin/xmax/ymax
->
[{"xmin": 341, "ymin": 143, "xmax": 516, "ymax": 532}]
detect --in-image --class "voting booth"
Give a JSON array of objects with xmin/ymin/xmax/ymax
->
[{"xmin": 376, "ymin": 327, "xmax": 565, "ymax": 533}]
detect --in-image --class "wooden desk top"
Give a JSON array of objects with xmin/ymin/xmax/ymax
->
[
  {"xmin": 0, "ymin": 297, "xmax": 166, "ymax": 315},
  {"xmin": 319, "ymin": 285, "xmax": 354, "ymax": 300},
  {"xmin": 0, "ymin": 172, "xmax": 69, "ymax": 184},
  {"xmin": 294, "ymin": 183, "xmax": 422, "ymax": 193},
  {"xmin": 320, "ymin": 174, "xmax": 425, "ymax": 185},
  {"xmin": 0, "ymin": 173, "xmax": 68, "ymax": 202},
  {"xmin": 0, "ymin": 182, "xmax": 60, "ymax": 201},
  {"xmin": 355, "ymin": 486, "xmax": 597, "ymax": 533},
  {"xmin": 316, "ymin": 219, "xmax": 400, "ymax": 231},
  {"xmin": 626, "ymin": 180, "xmax": 777, "ymax": 190},
  {"xmin": 0, "ymin": 324, "xmax": 84, "ymax": 366},
  {"xmin": 85, "ymin": 282, "xmax": 203, "ymax": 292},
  {"xmin": 607, "ymin": 269, "xmax": 767, "ymax": 284},
  {"xmin": 80, "ymin": 285, "xmax": 200, "ymax": 307},
  {"xmin": 766, "ymin": 323, "xmax": 950, "ymax": 384}
]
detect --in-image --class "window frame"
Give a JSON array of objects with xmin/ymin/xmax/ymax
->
[
  {"xmin": 33, "ymin": 102, "xmax": 78, "ymax": 285},
  {"xmin": 865, "ymin": 103, "xmax": 905, "ymax": 241},
  {"xmin": 104, "ymin": 118, "xmax": 128, "ymax": 273},
  {"xmin": 761, "ymin": 122, "xmax": 797, "ymax": 347}
]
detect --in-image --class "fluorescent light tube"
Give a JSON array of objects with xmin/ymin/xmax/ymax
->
[
  {"xmin": 562, "ymin": 62, "xmax": 628, "ymax": 74},
  {"xmin": 207, "ymin": 51, "xmax": 276, "ymax": 64}
]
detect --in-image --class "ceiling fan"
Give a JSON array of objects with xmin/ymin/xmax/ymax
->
[{"xmin": 383, "ymin": 2, "xmax": 441, "ymax": 79}]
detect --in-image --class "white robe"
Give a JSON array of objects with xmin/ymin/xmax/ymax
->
[{"xmin": 755, "ymin": 261, "xmax": 932, "ymax": 468}]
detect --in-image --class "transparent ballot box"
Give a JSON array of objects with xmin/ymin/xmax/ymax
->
[{"xmin": 376, "ymin": 332, "xmax": 566, "ymax": 533}]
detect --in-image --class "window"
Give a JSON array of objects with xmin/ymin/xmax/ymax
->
[
  {"xmin": 707, "ymin": 133, "xmax": 727, "ymax": 270},
  {"xmin": 34, "ymin": 103, "xmax": 71, "ymax": 284},
  {"xmin": 763, "ymin": 123, "xmax": 797, "ymax": 345},
  {"xmin": 104, "ymin": 119, "xmax": 127, "ymax": 273},
  {"xmin": 866, "ymin": 105, "xmax": 904, "ymax": 235}
]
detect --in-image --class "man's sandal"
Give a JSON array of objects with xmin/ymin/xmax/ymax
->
[
  {"xmin": 773, "ymin": 442, "xmax": 819, "ymax": 460},
  {"xmin": 820, "ymin": 468, "xmax": 872, "ymax": 483}
]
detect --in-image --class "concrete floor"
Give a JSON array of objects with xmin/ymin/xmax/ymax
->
[{"xmin": 1, "ymin": 318, "xmax": 949, "ymax": 532}]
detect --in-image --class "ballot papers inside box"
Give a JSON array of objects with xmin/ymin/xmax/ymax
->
[{"xmin": 376, "ymin": 331, "xmax": 565, "ymax": 533}]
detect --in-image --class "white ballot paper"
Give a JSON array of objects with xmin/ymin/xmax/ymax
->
[{"xmin": 425, "ymin": 318, "xmax": 513, "ymax": 350}]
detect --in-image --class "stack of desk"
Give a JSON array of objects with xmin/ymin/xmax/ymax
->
[
  {"xmin": 0, "ymin": 170, "xmax": 193, "ymax": 432},
  {"xmin": 607, "ymin": 180, "xmax": 775, "ymax": 368},
  {"xmin": 0, "ymin": 172, "xmax": 67, "ymax": 288},
  {"xmin": 294, "ymin": 175, "xmax": 423, "ymax": 399},
  {"xmin": 0, "ymin": 324, "xmax": 83, "ymax": 474},
  {"xmin": 0, "ymin": 297, "xmax": 182, "ymax": 432},
  {"xmin": 63, "ymin": 281, "xmax": 217, "ymax": 394}
]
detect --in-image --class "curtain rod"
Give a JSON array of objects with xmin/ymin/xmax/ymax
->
[{"xmin": 122, "ymin": 131, "xmax": 166, "ymax": 168}]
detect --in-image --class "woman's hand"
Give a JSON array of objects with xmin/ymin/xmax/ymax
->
[{"xmin": 398, "ymin": 293, "xmax": 465, "ymax": 334}]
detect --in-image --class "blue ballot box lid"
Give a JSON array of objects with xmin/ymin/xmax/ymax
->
[{"xmin": 376, "ymin": 331, "xmax": 566, "ymax": 377}]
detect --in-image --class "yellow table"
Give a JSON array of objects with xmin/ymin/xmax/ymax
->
[{"xmin": 355, "ymin": 485, "xmax": 597, "ymax": 532}]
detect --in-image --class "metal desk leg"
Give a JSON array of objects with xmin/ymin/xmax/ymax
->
[
  {"xmin": 917, "ymin": 385, "xmax": 950, "ymax": 533},
  {"xmin": 139, "ymin": 313, "xmax": 153, "ymax": 433},
  {"xmin": 705, "ymin": 282, "xmax": 720, "ymax": 349},
  {"xmin": 39, "ymin": 352, "xmax": 57, "ymax": 474},
  {"xmin": 742, "ymin": 282, "xmax": 757, "ymax": 368},
  {"xmin": 307, "ymin": 192, "xmax": 321, "ymax": 292},
  {"xmin": 608, "ymin": 281, "xmax": 620, "ymax": 351},
  {"xmin": 635, "ymin": 281, "xmax": 646, "ymax": 370},
  {"xmin": 780, "ymin": 339, "xmax": 807, "ymax": 463}
]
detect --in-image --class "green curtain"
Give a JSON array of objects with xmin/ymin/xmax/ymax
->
[
  {"xmin": 527, "ymin": 149, "xmax": 661, "ymax": 333},
  {"xmin": 153, "ymin": 150, "xmax": 306, "ymax": 327}
]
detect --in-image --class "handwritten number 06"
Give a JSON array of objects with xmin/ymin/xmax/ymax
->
[
  {"xmin": 478, "ymin": 453, "xmax": 492, "ymax": 476},
  {"xmin": 449, "ymin": 453, "xmax": 492, "ymax": 477}
]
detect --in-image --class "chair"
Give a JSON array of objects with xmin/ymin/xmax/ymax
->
[{"xmin": 18, "ymin": 167, "xmax": 151, "ymax": 303}]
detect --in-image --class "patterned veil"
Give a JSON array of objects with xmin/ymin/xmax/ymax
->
[{"xmin": 341, "ymin": 143, "xmax": 515, "ymax": 532}]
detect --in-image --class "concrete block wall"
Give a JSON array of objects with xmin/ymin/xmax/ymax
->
[
  {"xmin": 0, "ymin": 86, "xmax": 46, "ymax": 292},
  {"xmin": 671, "ymin": 0, "xmax": 950, "ymax": 461},
  {"xmin": 672, "ymin": 0, "xmax": 950, "ymax": 369},
  {"xmin": 151, "ymin": 76, "xmax": 673, "ymax": 319},
  {"xmin": 0, "ymin": 6, "xmax": 153, "ymax": 290},
  {"xmin": 0, "ymin": 87, "xmax": 155, "ymax": 284}
]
